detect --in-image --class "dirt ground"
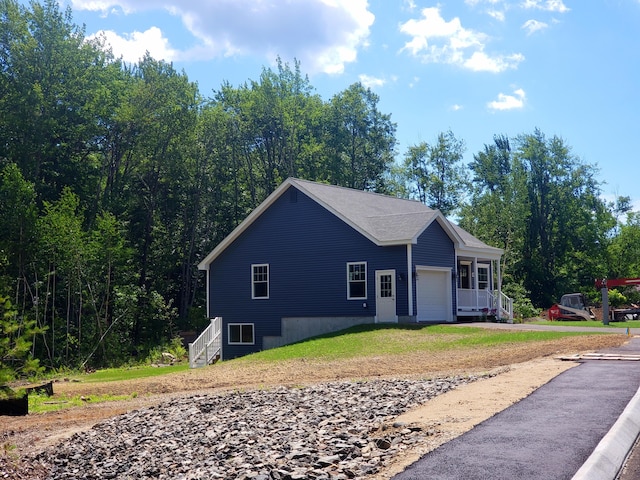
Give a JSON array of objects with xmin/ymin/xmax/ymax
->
[{"xmin": 0, "ymin": 334, "xmax": 628, "ymax": 479}]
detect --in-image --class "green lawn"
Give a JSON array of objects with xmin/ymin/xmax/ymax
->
[
  {"xmin": 233, "ymin": 324, "xmax": 610, "ymax": 363},
  {"xmin": 75, "ymin": 363, "xmax": 190, "ymax": 383}
]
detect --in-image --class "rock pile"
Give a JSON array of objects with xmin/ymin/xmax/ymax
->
[{"xmin": 36, "ymin": 376, "xmax": 482, "ymax": 479}]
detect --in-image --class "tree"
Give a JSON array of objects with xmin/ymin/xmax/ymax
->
[
  {"xmin": 325, "ymin": 82, "xmax": 396, "ymax": 191},
  {"xmin": 0, "ymin": 295, "xmax": 44, "ymax": 383},
  {"xmin": 460, "ymin": 135, "xmax": 527, "ymax": 286},
  {"xmin": 460, "ymin": 130, "xmax": 613, "ymax": 308},
  {"xmin": 36, "ymin": 187, "xmax": 86, "ymax": 365},
  {"xmin": 403, "ymin": 130, "xmax": 468, "ymax": 216},
  {"xmin": 0, "ymin": 0, "xmax": 115, "ymax": 206},
  {"xmin": 607, "ymin": 212, "xmax": 640, "ymax": 279}
]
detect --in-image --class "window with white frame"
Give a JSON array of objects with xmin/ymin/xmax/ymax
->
[
  {"xmin": 347, "ymin": 262, "xmax": 367, "ymax": 299},
  {"xmin": 478, "ymin": 264, "xmax": 490, "ymax": 290},
  {"xmin": 252, "ymin": 264, "xmax": 269, "ymax": 299},
  {"xmin": 228, "ymin": 323, "xmax": 254, "ymax": 344}
]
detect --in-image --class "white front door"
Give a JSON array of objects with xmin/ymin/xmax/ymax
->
[{"xmin": 376, "ymin": 270, "xmax": 397, "ymax": 323}]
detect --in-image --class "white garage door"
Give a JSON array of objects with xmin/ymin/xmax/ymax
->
[{"xmin": 416, "ymin": 268, "xmax": 452, "ymax": 322}]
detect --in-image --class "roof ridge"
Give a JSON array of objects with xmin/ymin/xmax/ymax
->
[{"xmin": 289, "ymin": 177, "xmax": 430, "ymax": 207}]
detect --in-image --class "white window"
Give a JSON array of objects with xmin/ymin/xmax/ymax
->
[
  {"xmin": 347, "ymin": 262, "xmax": 367, "ymax": 299},
  {"xmin": 228, "ymin": 323, "xmax": 254, "ymax": 344},
  {"xmin": 252, "ymin": 264, "xmax": 269, "ymax": 299},
  {"xmin": 478, "ymin": 265, "xmax": 490, "ymax": 290}
]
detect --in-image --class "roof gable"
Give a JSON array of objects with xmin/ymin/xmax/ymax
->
[{"xmin": 198, "ymin": 178, "xmax": 501, "ymax": 269}]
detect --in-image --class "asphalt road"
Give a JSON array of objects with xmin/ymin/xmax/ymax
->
[{"xmin": 393, "ymin": 330, "xmax": 640, "ymax": 480}]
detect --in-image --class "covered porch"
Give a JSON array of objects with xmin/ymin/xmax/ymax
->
[{"xmin": 456, "ymin": 255, "xmax": 513, "ymax": 321}]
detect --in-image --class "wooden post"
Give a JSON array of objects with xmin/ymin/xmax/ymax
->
[{"xmin": 602, "ymin": 287, "xmax": 609, "ymax": 325}]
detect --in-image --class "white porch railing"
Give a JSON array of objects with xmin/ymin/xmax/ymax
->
[
  {"xmin": 497, "ymin": 291, "xmax": 514, "ymax": 321},
  {"xmin": 457, "ymin": 289, "xmax": 491, "ymax": 310},
  {"xmin": 188, "ymin": 317, "xmax": 222, "ymax": 368},
  {"xmin": 457, "ymin": 289, "xmax": 513, "ymax": 321}
]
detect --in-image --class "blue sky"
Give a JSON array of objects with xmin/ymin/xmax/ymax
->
[{"xmin": 52, "ymin": 0, "xmax": 640, "ymax": 208}]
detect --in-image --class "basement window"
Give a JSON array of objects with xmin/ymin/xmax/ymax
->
[{"xmin": 229, "ymin": 323, "xmax": 254, "ymax": 345}]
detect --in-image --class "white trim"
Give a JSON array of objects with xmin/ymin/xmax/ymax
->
[
  {"xmin": 347, "ymin": 261, "xmax": 368, "ymax": 300},
  {"xmin": 411, "ymin": 214, "xmax": 466, "ymax": 248},
  {"xmin": 477, "ymin": 263, "xmax": 490, "ymax": 290},
  {"xmin": 251, "ymin": 263, "xmax": 269, "ymax": 299},
  {"xmin": 205, "ymin": 264, "xmax": 210, "ymax": 317},
  {"xmin": 228, "ymin": 323, "xmax": 255, "ymax": 345},
  {"xmin": 407, "ymin": 244, "xmax": 413, "ymax": 317}
]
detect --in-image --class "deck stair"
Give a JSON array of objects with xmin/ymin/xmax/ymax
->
[{"xmin": 188, "ymin": 317, "xmax": 222, "ymax": 368}]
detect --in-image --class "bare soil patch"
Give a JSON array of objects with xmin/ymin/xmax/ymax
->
[{"xmin": 0, "ymin": 334, "xmax": 628, "ymax": 478}]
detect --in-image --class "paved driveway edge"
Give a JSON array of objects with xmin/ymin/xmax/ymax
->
[{"xmin": 572, "ymin": 385, "xmax": 640, "ymax": 480}]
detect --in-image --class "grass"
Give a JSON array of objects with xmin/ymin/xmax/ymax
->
[
  {"xmin": 63, "ymin": 363, "xmax": 190, "ymax": 383},
  {"xmin": 234, "ymin": 324, "xmax": 609, "ymax": 363},
  {"xmin": 28, "ymin": 392, "xmax": 136, "ymax": 414}
]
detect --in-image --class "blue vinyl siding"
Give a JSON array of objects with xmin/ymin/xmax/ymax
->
[
  {"xmin": 412, "ymin": 221, "xmax": 456, "ymax": 315},
  {"xmin": 209, "ymin": 186, "xmax": 408, "ymax": 359}
]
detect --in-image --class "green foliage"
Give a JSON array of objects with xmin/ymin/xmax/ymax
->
[
  {"xmin": 501, "ymin": 282, "xmax": 541, "ymax": 320},
  {"xmin": 0, "ymin": 295, "xmax": 45, "ymax": 384},
  {"xmin": 401, "ymin": 130, "xmax": 468, "ymax": 216},
  {"xmin": 607, "ymin": 289, "xmax": 627, "ymax": 308},
  {"xmin": 145, "ymin": 336, "xmax": 187, "ymax": 364},
  {"xmin": 460, "ymin": 129, "xmax": 614, "ymax": 308}
]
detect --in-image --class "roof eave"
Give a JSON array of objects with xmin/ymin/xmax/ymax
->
[{"xmin": 456, "ymin": 245, "xmax": 504, "ymax": 260}]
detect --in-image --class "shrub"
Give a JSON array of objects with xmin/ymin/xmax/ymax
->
[
  {"xmin": 145, "ymin": 336, "xmax": 187, "ymax": 364},
  {"xmin": 502, "ymin": 282, "xmax": 541, "ymax": 320}
]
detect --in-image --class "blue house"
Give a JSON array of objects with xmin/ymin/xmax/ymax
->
[{"xmin": 193, "ymin": 178, "xmax": 511, "ymax": 364}]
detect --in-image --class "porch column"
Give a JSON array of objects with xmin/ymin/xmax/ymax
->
[{"xmin": 496, "ymin": 259, "xmax": 502, "ymax": 300}]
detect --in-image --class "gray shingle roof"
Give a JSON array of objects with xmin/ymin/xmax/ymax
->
[
  {"xmin": 198, "ymin": 178, "xmax": 501, "ymax": 269},
  {"xmin": 290, "ymin": 178, "xmax": 439, "ymax": 244}
]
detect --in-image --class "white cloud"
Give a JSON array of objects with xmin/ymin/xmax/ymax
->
[
  {"xmin": 488, "ymin": 88, "xmax": 526, "ymax": 111},
  {"xmin": 399, "ymin": 7, "xmax": 523, "ymax": 73},
  {"xmin": 487, "ymin": 9, "xmax": 506, "ymax": 21},
  {"xmin": 359, "ymin": 74, "xmax": 386, "ymax": 89},
  {"xmin": 521, "ymin": 0, "xmax": 570, "ymax": 13},
  {"xmin": 451, "ymin": 104, "xmax": 464, "ymax": 111},
  {"xmin": 72, "ymin": 0, "xmax": 374, "ymax": 75},
  {"xmin": 522, "ymin": 19, "xmax": 548, "ymax": 35},
  {"xmin": 89, "ymin": 27, "xmax": 178, "ymax": 62},
  {"xmin": 403, "ymin": 0, "xmax": 417, "ymax": 11},
  {"xmin": 464, "ymin": 51, "xmax": 524, "ymax": 72}
]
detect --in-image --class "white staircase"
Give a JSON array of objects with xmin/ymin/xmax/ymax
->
[
  {"xmin": 488, "ymin": 291, "xmax": 514, "ymax": 322},
  {"xmin": 188, "ymin": 317, "xmax": 222, "ymax": 368}
]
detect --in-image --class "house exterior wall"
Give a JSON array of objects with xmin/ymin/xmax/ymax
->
[
  {"xmin": 208, "ymin": 186, "xmax": 409, "ymax": 359},
  {"xmin": 412, "ymin": 221, "xmax": 457, "ymax": 318}
]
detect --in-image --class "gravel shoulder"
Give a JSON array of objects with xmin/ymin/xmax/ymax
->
[{"xmin": 0, "ymin": 334, "xmax": 627, "ymax": 479}]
